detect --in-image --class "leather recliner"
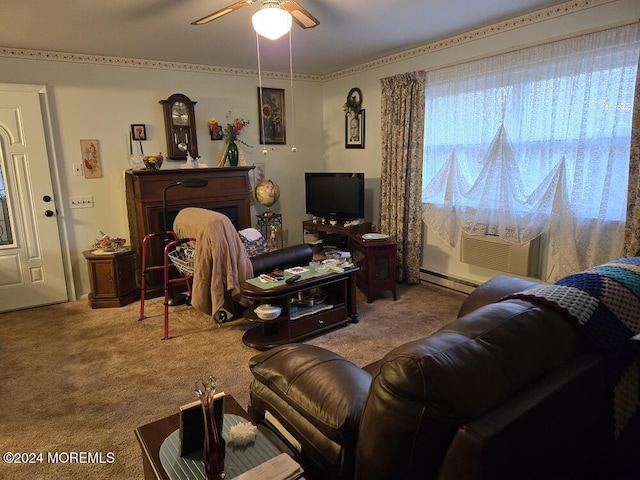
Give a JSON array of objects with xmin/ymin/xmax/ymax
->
[{"xmin": 247, "ymin": 275, "xmax": 608, "ymax": 480}]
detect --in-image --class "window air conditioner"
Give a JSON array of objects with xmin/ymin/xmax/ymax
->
[{"xmin": 460, "ymin": 232, "xmax": 540, "ymax": 278}]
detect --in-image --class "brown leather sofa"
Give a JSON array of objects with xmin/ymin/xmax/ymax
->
[{"xmin": 247, "ymin": 275, "xmax": 609, "ymax": 480}]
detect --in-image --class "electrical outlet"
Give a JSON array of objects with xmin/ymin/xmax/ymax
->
[
  {"xmin": 73, "ymin": 164, "xmax": 83, "ymax": 176},
  {"xmin": 69, "ymin": 196, "xmax": 94, "ymax": 209}
]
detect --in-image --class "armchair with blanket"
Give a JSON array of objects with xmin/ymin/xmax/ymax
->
[
  {"xmin": 173, "ymin": 207, "xmax": 312, "ymax": 321},
  {"xmin": 248, "ymin": 259, "xmax": 640, "ymax": 479}
]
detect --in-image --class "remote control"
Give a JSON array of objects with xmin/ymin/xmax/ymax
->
[{"xmin": 285, "ymin": 274, "xmax": 301, "ymax": 284}]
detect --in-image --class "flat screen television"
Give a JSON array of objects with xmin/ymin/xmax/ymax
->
[{"xmin": 305, "ymin": 172, "xmax": 365, "ymax": 220}]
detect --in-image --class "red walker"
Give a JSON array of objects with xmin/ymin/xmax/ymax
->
[{"xmin": 138, "ymin": 231, "xmax": 195, "ymax": 340}]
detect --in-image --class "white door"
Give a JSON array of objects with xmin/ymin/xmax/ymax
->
[{"xmin": 0, "ymin": 85, "xmax": 68, "ymax": 312}]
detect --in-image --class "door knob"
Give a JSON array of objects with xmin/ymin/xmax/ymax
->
[
  {"xmin": 44, "ymin": 210, "xmax": 54, "ymax": 217},
  {"xmin": 43, "ymin": 195, "xmax": 52, "ymax": 202}
]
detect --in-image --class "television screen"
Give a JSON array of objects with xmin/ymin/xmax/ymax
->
[{"xmin": 305, "ymin": 172, "xmax": 365, "ymax": 220}]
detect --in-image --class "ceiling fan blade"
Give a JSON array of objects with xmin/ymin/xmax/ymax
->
[
  {"xmin": 282, "ymin": 1, "xmax": 320, "ymax": 29},
  {"xmin": 191, "ymin": 0, "xmax": 253, "ymax": 25}
]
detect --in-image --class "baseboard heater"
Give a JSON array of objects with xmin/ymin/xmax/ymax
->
[
  {"xmin": 460, "ymin": 232, "xmax": 540, "ymax": 277},
  {"xmin": 420, "ymin": 270, "xmax": 478, "ymax": 294}
]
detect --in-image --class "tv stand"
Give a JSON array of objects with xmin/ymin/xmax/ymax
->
[{"xmin": 303, "ymin": 220, "xmax": 371, "ymax": 251}]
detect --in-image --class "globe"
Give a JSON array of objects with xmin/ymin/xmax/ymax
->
[{"xmin": 255, "ymin": 179, "xmax": 280, "ymax": 213}]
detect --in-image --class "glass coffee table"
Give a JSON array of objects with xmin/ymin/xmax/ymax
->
[{"xmin": 240, "ymin": 267, "xmax": 359, "ymax": 350}]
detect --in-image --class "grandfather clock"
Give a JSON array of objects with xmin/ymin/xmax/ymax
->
[{"xmin": 159, "ymin": 93, "xmax": 199, "ymax": 160}]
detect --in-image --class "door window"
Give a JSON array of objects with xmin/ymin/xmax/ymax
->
[{"xmin": 0, "ymin": 164, "xmax": 12, "ymax": 245}]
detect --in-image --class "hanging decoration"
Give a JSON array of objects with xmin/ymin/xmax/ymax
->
[{"xmin": 343, "ymin": 87, "xmax": 363, "ymax": 115}]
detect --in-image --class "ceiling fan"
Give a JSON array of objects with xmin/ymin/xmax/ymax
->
[{"xmin": 191, "ymin": 0, "xmax": 320, "ymax": 29}]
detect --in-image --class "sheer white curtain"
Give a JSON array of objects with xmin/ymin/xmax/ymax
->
[{"xmin": 422, "ymin": 24, "xmax": 640, "ymax": 281}]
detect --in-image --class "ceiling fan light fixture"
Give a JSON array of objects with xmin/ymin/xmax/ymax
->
[{"xmin": 252, "ymin": 1, "xmax": 292, "ymax": 40}]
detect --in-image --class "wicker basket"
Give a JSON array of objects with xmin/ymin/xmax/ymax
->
[{"xmin": 168, "ymin": 247, "xmax": 195, "ymax": 277}]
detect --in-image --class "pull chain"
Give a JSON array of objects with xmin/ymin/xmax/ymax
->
[
  {"xmin": 256, "ymin": 33, "xmax": 268, "ymax": 155},
  {"xmin": 289, "ymin": 30, "xmax": 296, "ymax": 153}
]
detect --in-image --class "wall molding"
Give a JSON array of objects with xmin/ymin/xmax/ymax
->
[
  {"xmin": 0, "ymin": 0, "xmax": 617, "ymax": 82},
  {"xmin": 322, "ymin": 0, "xmax": 617, "ymax": 80},
  {"xmin": 0, "ymin": 47, "xmax": 323, "ymax": 82}
]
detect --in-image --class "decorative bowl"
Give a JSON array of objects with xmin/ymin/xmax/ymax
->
[
  {"xmin": 142, "ymin": 155, "xmax": 163, "ymax": 170},
  {"xmin": 254, "ymin": 304, "xmax": 282, "ymax": 321}
]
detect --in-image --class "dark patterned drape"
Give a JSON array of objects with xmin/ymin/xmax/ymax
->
[
  {"xmin": 380, "ymin": 71, "xmax": 425, "ymax": 283},
  {"xmin": 623, "ymin": 61, "xmax": 640, "ymax": 256}
]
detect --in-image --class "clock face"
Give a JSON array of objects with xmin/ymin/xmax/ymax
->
[{"xmin": 171, "ymin": 101, "xmax": 189, "ymax": 125}]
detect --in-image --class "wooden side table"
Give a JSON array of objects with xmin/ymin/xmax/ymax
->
[
  {"xmin": 349, "ymin": 233, "xmax": 398, "ymax": 303},
  {"xmin": 302, "ymin": 220, "xmax": 371, "ymax": 251},
  {"xmin": 83, "ymin": 248, "xmax": 139, "ymax": 308}
]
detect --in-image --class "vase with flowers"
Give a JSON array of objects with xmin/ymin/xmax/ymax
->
[{"xmin": 210, "ymin": 113, "xmax": 251, "ymax": 167}]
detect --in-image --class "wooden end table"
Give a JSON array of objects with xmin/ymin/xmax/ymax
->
[
  {"xmin": 83, "ymin": 248, "xmax": 139, "ymax": 308},
  {"xmin": 349, "ymin": 233, "xmax": 398, "ymax": 303}
]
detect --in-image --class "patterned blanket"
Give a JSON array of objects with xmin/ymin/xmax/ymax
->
[{"xmin": 502, "ymin": 257, "xmax": 640, "ymax": 476}]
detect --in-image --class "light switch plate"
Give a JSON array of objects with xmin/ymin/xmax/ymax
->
[{"xmin": 69, "ymin": 196, "xmax": 94, "ymax": 208}]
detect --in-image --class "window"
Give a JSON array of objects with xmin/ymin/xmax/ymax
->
[
  {"xmin": 0, "ymin": 164, "xmax": 12, "ymax": 245},
  {"xmin": 421, "ymin": 24, "xmax": 640, "ymax": 278}
]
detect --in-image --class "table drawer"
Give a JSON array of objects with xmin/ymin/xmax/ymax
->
[{"xmin": 290, "ymin": 305, "xmax": 346, "ymax": 338}]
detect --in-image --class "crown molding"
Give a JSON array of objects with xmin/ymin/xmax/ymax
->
[
  {"xmin": 320, "ymin": 0, "xmax": 616, "ymax": 81},
  {"xmin": 0, "ymin": 0, "xmax": 616, "ymax": 83},
  {"xmin": 0, "ymin": 47, "xmax": 322, "ymax": 82}
]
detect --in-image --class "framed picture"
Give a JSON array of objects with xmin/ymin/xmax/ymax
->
[
  {"xmin": 178, "ymin": 393, "xmax": 225, "ymax": 456},
  {"xmin": 258, "ymin": 87, "xmax": 286, "ymax": 145},
  {"xmin": 253, "ymin": 162, "xmax": 265, "ymax": 185},
  {"xmin": 210, "ymin": 125, "xmax": 223, "ymax": 141},
  {"xmin": 131, "ymin": 124, "xmax": 147, "ymax": 141},
  {"xmin": 345, "ymin": 109, "xmax": 365, "ymax": 149},
  {"xmin": 80, "ymin": 139, "xmax": 103, "ymax": 178}
]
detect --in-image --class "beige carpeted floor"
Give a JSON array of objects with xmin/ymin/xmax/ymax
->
[{"xmin": 0, "ymin": 283, "xmax": 465, "ymax": 480}]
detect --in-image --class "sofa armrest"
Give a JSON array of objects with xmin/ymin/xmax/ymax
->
[
  {"xmin": 249, "ymin": 344, "xmax": 372, "ymax": 444},
  {"xmin": 457, "ymin": 275, "xmax": 542, "ymax": 318},
  {"xmin": 250, "ymin": 244, "xmax": 313, "ymax": 276},
  {"xmin": 249, "ymin": 344, "xmax": 372, "ymax": 480}
]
